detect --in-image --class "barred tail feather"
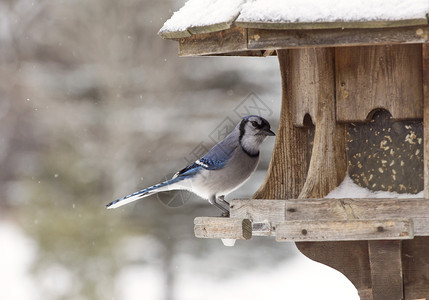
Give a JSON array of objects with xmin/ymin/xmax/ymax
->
[{"xmin": 106, "ymin": 177, "xmax": 188, "ymax": 209}]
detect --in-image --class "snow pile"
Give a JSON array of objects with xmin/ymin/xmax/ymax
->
[
  {"xmin": 160, "ymin": 0, "xmax": 244, "ymax": 33},
  {"xmin": 237, "ymin": 0, "xmax": 429, "ymax": 24},
  {"xmin": 326, "ymin": 174, "xmax": 423, "ymax": 199}
]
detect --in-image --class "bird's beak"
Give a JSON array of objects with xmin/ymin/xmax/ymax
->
[{"xmin": 262, "ymin": 128, "xmax": 276, "ymax": 136}]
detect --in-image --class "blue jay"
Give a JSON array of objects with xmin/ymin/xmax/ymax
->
[{"xmin": 106, "ymin": 115, "xmax": 275, "ymax": 215}]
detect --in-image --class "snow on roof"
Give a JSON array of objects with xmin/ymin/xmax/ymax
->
[
  {"xmin": 159, "ymin": 0, "xmax": 429, "ymax": 38},
  {"xmin": 159, "ymin": 0, "xmax": 244, "ymax": 38},
  {"xmin": 237, "ymin": 0, "xmax": 429, "ymax": 24}
]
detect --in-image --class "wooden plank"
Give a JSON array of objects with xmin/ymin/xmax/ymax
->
[
  {"xmin": 251, "ymin": 221, "xmax": 272, "ymax": 236},
  {"xmin": 336, "ymin": 44, "xmax": 423, "ymax": 122},
  {"xmin": 289, "ymin": 48, "xmax": 318, "ymax": 126},
  {"xmin": 236, "ymin": 18, "xmax": 429, "ymax": 31},
  {"xmin": 204, "ymin": 50, "xmax": 268, "ymax": 57},
  {"xmin": 403, "ymin": 237, "xmax": 429, "ymax": 300},
  {"xmin": 231, "ymin": 199, "xmax": 286, "ymax": 222},
  {"xmin": 178, "ymin": 26, "xmax": 248, "ymax": 57},
  {"xmin": 158, "ymin": 29, "xmax": 191, "ymax": 39},
  {"xmin": 276, "ymin": 219, "xmax": 413, "ymax": 242},
  {"xmin": 368, "ymin": 240, "xmax": 403, "ymax": 300},
  {"xmin": 247, "ymin": 26, "xmax": 429, "ymax": 50},
  {"xmin": 194, "ymin": 217, "xmax": 252, "ymax": 240},
  {"xmin": 252, "ymin": 50, "xmax": 310, "ymax": 199},
  {"xmin": 423, "ymin": 43, "xmax": 429, "ymax": 197},
  {"xmin": 230, "ymin": 198, "xmax": 429, "ymax": 236},
  {"xmin": 358, "ymin": 288, "xmax": 374, "ymax": 300},
  {"xmin": 296, "ymin": 48, "xmax": 347, "ymax": 198}
]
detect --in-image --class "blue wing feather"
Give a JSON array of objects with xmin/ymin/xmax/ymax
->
[{"xmin": 176, "ymin": 138, "xmax": 238, "ymax": 177}]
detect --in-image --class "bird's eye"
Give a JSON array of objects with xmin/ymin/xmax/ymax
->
[{"xmin": 251, "ymin": 121, "xmax": 258, "ymax": 127}]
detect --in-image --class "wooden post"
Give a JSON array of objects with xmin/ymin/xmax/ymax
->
[
  {"xmin": 368, "ymin": 240, "xmax": 403, "ymax": 300},
  {"xmin": 400, "ymin": 42, "xmax": 429, "ymax": 300},
  {"xmin": 297, "ymin": 47, "xmax": 346, "ymax": 198},
  {"xmin": 423, "ymin": 43, "xmax": 429, "ymax": 198},
  {"xmin": 253, "ymin": 49, "xmax": 309, "ymax": 199}
]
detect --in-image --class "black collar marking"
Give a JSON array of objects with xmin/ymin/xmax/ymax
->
[{"xmin": 238, "ymin": 119, "xmax": 248, "ymax": 142}]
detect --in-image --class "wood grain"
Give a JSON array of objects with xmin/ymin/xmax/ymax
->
[
  {"xmin": 194, "ymin": 217, "xmax": 252, "ymax": 240},
  {"xmin": 296, "ymin": 48, "xmax": 347, "ymax": 198},
  {"xmin": 403, "ymin": 237, "xmax": 429, "ymax": 300},
  {"xmin": 276, "ymin": 219, "xmax": 413, "ymax": 242},
  {"xmin": 288, "ymin": 48, "xmax": 319, "ymax": 126},
  {"xmin": 178, "ymin": 26, "xmax": 248, "ymax": 57},
  {"xmin": 423, "ymin": 43, "xmax": 429, "ymax": 198},
  {"xmin": 253, "ymin": 50, "xmax": 309, "ymax": 199},
  {"xmin": 231, "ymin": 198, "xmax": 429, "ymax": 236},
  {"xmin": 402, "ymin": 42, "xmax": 429, "ymax": 300},
  {"xmin": 368, "ymin": 240, "xmax": 403, "ymax": 300},
  {"xmin": 247, "ymin": 26, "xmax": 429, "ymax": 50},
  {"xmin": 336, "ymin": 44, "xmax": 423, "ymax": 122}
]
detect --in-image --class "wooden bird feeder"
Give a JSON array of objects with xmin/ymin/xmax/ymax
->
[{"xmin": 160, "ymin": 1, "xmax": 429, "ymax": 299}]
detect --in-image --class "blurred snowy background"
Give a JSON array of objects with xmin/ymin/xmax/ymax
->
[{"xmin": 0, "ymin": 0, "xmax": 358, "ymax": 299}]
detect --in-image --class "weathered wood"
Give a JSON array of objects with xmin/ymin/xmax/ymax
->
[
  {"xmin": 407, "ymin": 44, "xmax": 429, "ymax": 300},
  {"xmin": 231, "ymin": 198, "xmax": 429, "ymax": 236},
  {"xmin": 253, "ymin": 50, "xmax": 309, "ymax": 199},
  {"xmin": 231, "ymin": 199, "xmax": 287, "ymax": 222},
  {"xmin": 358, "ymin": 288, "xmax": 374, "ymax": 300},
  {"xmin": 336, "ymin": 44, "xmax": 423, "ymax": 122},
  {"xmin": 297, "ymin": 241, "xmax": 372, "ymax": 294},
  {"xmin": 205, "ymin": 50, "xmax": 270, "ymax": 57},
  {"xmin": 158, "ymin": 29, "xmax": 191, "ymax": 39},
  {"xmin": 289, "ymin": 48, "xmax": 319, "ymax": 126},
  {"xmin": 251, "ymin": 221, "xmax": 272, "ymax": 236},
  {"xmin": 178, "ymin": 26, "xmax": 248, "ymax": 57},
  {"xmin": 423, "ymin": 43, "xmax": 429, "ymax": 198},
  {"xmin": 403, "ymin": 237, "xmax": 429, "ymax": 300},
  {"xmin": 368, "ymin": 240, "xmax": 403, "ymax": 300},
  {"xmin": 236, "ymin": 18, "xmax": 429, "ymax": 31},
  {"xmin": 276, "ymin": 219, "xmax": 413, "ymax": 242},
  {"xmin": 247, "ymin": 26, "xmax": 429, "ymax": 51},
  {"xmin": 194, "ymin": 217, "xmax": 252, "ymax": 240},
  {"xmin": 296, "ymin": 48, "xmax": 347, "ymax": 198},
  {"xmin": 175, "ymin": 26, "xmax": 429, "ymax": 57}
]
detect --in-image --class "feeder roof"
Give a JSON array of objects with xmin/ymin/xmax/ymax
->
[{"xmin": 159, "ymin": 0, "xmax": 429, "ymax": 39}]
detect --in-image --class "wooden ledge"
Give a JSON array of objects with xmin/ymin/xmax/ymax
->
[
  {"xmin": 275, "ymin": 219, "xmax": 414, "ymax": 242},
  {"xmin": 194, "ymin": 198, "xmax": 429, "ymax": 241},
  {"xmin": 230, "ymin": 198, "xmax": 429, "ymax": 236},
  {"xmin": 194, "ymin": 217, "xmax": 252, "ymax": 240},
  {"xmin": 194, "ymin": 216, "xmax": 415, "ymax": 242}
]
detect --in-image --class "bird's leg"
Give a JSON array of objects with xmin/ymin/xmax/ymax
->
[
  {"xmin": 218, "ymin": 195, "xmax": 230, "ymax": 207},
  {"xmin": 208, "ymin": 195, "xmax": 230, "ymax": 217}
]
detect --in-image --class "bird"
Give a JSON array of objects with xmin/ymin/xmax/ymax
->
[{"xmin": 106, "ymin": 115, "xmax": 275, "ymax": 215}]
